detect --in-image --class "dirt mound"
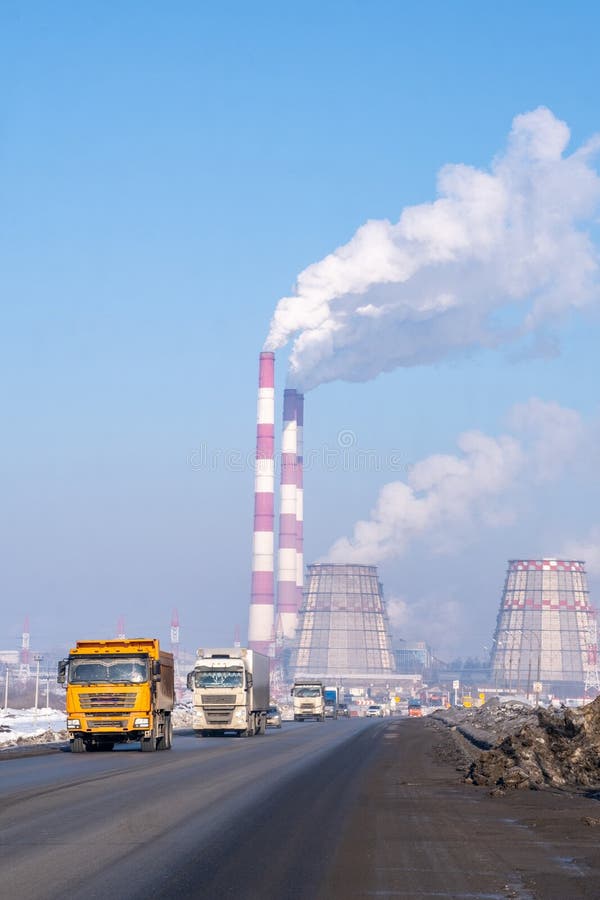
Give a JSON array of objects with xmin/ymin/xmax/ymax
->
[
  {"xmin": 172, "ymin": 701, "xmax": 193, "ymax": 728},
  {"xmin": 467, "ymin": 695, "xmax": 600, "ymax": 793},
  {"xmin": 16, "ymin": 728, "xmax": 69, "ymax": 745}
]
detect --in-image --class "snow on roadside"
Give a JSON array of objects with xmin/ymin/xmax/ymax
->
[{"xmin": 0, "ymin": 708, "xmax": 68, "ymax": 748}]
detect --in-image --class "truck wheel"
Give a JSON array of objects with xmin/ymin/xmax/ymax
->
[
  {"xmin": 156, "ymin": 716, "xmax": 168, "ymax": 751},
  {"xmin": 257, "ymin": 715, "xmax": 266, "ymax": 735},
  {"xmin": 141, "ymin": 731, "xmax": 157, "ymax": 752},
  {"xmin": 160, "ymin": 716, "xmax": 172, "ymax": 750},
  {"xmin": 164, "ymin": 716, "xmax": 173, "ymax": 750},
  {"xmin": 320, "ymin": 714, "xmax": 325, "ymax": 722},
  {"xmin": 71, "ymin": 737, "xmax": 86, "ymax": 753}
]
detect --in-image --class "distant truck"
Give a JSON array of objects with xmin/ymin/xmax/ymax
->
[
  {"xmin": 408, "ymin": 698, "xmax": 423, "ymax": 718},
  {"xmin": 324, "ymin": 686, "xmax": 340, "ymax": 718},
  {"xmin": 187, "ymin": 648, "xmax": 270, "ymax": 737},
  {"xmin": 292, "ymin": 678, "xmax": 325, "ymax": 721},
  {"xmin": 58, "ymin": 638, "xmax": 175, "ymax": 753}
]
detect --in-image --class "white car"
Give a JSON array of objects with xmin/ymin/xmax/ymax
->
[{"xmin": 366, "ymin": 704, "xmax": 383, "ymax": 717}]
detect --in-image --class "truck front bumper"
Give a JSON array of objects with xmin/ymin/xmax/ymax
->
[{"xmin": 67, "ymin": 713, "xmax": 153, "ymax": 737}]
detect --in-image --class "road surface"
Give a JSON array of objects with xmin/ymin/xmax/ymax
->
[{"xmin": 1, "ymin": 718, "xmax": 599, "ymax": 898}]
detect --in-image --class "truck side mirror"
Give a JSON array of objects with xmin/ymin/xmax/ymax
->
[
  {"xmin": 57, "ymin": 659, "xmax": 67, "ymax": 685},
  {"xmin": 186, "ymin": 672, "xmax": 194, "ymax": 690},
  {"xmin": 246, "ymin": 673, "xmax": 253, "ymax": 689},
  {"xmin": 152, "ymin": 660, "xmax": 161, "ymax": 681}
]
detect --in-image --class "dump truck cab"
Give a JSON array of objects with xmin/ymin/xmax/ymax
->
[{"xmin": 58, "ymin": 638, "xmax": 175, "ymax": 753}]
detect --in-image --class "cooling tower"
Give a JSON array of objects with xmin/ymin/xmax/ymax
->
[
  {"xmin": 290, "ymin": 563, "xmax": 396, "ymax": 678},
  {"xmin": 295, "ymin": 393, "xmax": 304, "ymax": 621},
  {"xmin": 248, "ymin": 352, "xmax": 275, "ymax": 655},
  {"xmin": 277, "ymin": 388, "xmax": 298, "ymax": 639},
  {"xmin": 490, "ymin": 559, "xmax": 600, "ymax": 697}
]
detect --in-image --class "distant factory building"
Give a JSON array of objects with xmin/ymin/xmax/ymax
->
[
  {"xmin": 490, "ymin": 559, "xmax": 600, "ymax": 698},
  {"xmin": 290, "ymin": 563, "xmax": 396, "ymax": 685},
  {"xmin": 395, "ymin": 641, "xmax": 433, "ymax": 674}
]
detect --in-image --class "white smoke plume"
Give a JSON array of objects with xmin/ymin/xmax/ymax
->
[
  {"xmin": 326, "ymin": 399, "xmax": 584, "ymax": 565},
  {"xmin": 387, "ymin": 593, "xmax": 463, "ymax": 649},
  {"xmin": 561, "ymin": 527, "xmax": 600, "ymax": 576},
  {"xmin": 266, "ymin": 108, "xmax": 600, "ymax": 391}
]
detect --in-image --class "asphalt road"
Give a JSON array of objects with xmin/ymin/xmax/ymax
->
[{"xmin": 1, "ymin": 718, "xmax": 600, "ymax": 899}]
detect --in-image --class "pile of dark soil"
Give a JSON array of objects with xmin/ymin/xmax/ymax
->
[{"xmin": 466, "ymin": 695, "xmax": 600, "ymax": 793}]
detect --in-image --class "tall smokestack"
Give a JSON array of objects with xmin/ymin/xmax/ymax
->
[
  {"xmin": 277, "ymin": 388, "xmax": 298, "ymax": 638},
  {"xmin": 21, "ymin": 615, "xmax": 30, "ymax": 672},
  {"xmin": 248, "ymin": 352, "xmax": 276, "ymax": 655},
  {"xmin": 295, "ymin": 393, "xmax": 304, "ymax": 620}
]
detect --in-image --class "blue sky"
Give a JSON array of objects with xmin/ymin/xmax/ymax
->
[{"xmin": 2, "ymin": 2, "xmax": 600, "ymax": 658}]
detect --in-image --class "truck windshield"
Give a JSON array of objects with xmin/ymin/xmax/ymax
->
[
  {"xmin": 295, "ymin": 686, "xmax": 321, "ymax": 697},
  {"xmin": 69, "ymin": 656, "xmax": 148, "ymax": 684},
  {"xmin": 194, "ymin": 669, "xmax": 243, "ymax": 688}
]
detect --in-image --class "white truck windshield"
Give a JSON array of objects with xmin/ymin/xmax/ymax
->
[
  {"xmin": 194, "ymin": 669, "xmax": 243, "ymax": 688},
  {"xmin": 294, "ymin": 686, "xmax": 322, "ymax": 697}
]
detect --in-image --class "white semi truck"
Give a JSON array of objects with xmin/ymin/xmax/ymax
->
[
  {"xmin": 292, "ymin": 678, "xmax": 325, "ymax": 721},
  {"xmin": 187, "ymin": 648, "xmax": 270, "ymax": 737}
]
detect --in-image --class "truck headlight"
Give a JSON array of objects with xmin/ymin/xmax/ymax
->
[
  {"xmin": 234, "ymin": 709, "xmax": 246, "ymax": 720},
  {"xmin": 134, "ymin": 717, "xmax": 149, "ymax": 727},
  {"xmin": 67, "ymin": 718, "xmax": 80, "ymax": 729}
]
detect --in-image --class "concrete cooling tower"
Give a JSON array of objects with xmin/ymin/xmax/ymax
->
[
  {"xmin": 490, "ymin": 559, "xmax": 600, "ymax": 697},
  {"xmin": 290, "ymin": 563, "xmax": 396, "ymax": 680}
]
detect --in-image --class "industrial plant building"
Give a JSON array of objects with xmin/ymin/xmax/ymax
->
[
  {"xmin": 248, "ymin": 355, "xmax": 599, "ymax": 703},
  {"xmin": 289, "ymin": 563, "xmax": 397, "ymax": 689},
  {"xmin": 490, "ymin": 559, "xmax": 600, "ymax": 698}
]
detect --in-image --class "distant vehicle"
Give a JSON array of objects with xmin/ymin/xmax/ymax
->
[
  {"xmin": 187, "ymin": 648, "xmax": 270, "ymax": 737},
  {"xmin": 366, "ymin": 704, "xmax": 383, "ymax": 718},
  {"xmin": 427, "ymin": 693, "xmax": 445, "ymax": 708},
  {"xmin": 408, "ymin": 699, "xmax": 423, "ymax": 718},
  {"xmin": 337, "ymin": 703, "xmax": 350, "ymax": 718},
  {"xmin": 266, "ymin": 706, "xmax": 282, "ymax": 728},
  {"xmin": 292, "ymin": 679, "xmax": 325, "ymax": 722},
  {"xmin": 324, "ymin": 686, "xmax": 340, "ymax": 718}
]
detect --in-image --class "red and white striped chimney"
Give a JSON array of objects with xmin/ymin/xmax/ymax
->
[
  {"xmin": 295, "ymin": 393, "xmax": 304, "ymax": 620},
  {"xmin": 248, "ymin": 352, "xmax": 275, "ymax": 655},
  {"xmin": 277, "ymin": 388, "xmax": 298, "ymax": 638}
]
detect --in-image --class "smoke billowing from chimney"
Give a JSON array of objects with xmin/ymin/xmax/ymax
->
[{"xmin": 265, "ymin": 108, "xmax": 600, "ymax": 391}]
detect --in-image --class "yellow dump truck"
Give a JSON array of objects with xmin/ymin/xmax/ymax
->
[{"xmin": 58, "ymin": 638, "xmax": 175, "ymax": 753}]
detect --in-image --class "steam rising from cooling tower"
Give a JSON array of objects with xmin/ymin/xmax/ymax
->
[
  {"xmin": 325, "ymin": 398, "xmax": 585, "ymax": 566},
  {"xmin": 265, "ymin": 108, "xmax": 600, "ymax": 391}
]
